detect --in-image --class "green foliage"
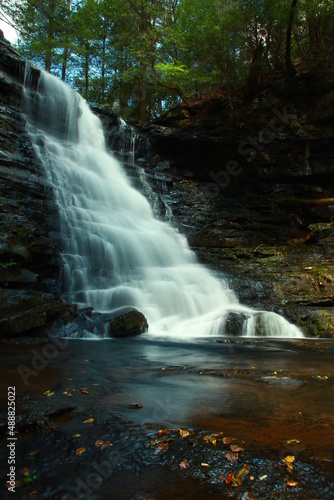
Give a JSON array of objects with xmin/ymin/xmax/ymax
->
[
  {"xmin": 2, "ymin": 0, "xmax": 333, "ymax": 120},
  {"xmin": 0, "ymin": 259, "xmax": 16, "ymax": 270}
]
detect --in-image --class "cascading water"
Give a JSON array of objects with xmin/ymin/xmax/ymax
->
[{"xmin": 24, "ymin": 69, "xmax": 303, "ymax": 338}]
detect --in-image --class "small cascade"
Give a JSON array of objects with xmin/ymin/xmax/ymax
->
[{"xmin": 24, "ymin": 69, "xmax": 303, "ymax": 339}]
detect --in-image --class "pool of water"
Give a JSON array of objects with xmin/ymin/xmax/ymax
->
[{"xmin": 1, "ymin": 336, "xmax": 334, "ymax": 499}]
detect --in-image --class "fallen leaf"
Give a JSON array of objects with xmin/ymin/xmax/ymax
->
[
  {"xmin": 287, "ymin": 439, "xmax": 300, "ymax": 444},
  {"xmin": 83, "ymin": 418, "xmax": 95, "ymax": 424},
  {"xmin": 231, "ymin": 477, "xmax": 242, "ymax": 488},
  {"xmin": 76, "ymin": 447, "xmax": 86, "ymax": 456},
  {"xmin": 95, "ymin": 439, "xmax": 104, "ymax": 448},
  {"xmin": 155, "ymin": 443, "xmax": 169, "ymax": 454},
  {"xmin": 72, "ymin": 433, "xmax": 81, "ymax": 438},
  {"xmin": 225, "ymin": 472, "xmax": 235, "ymax": 485},
  {"xmin": 204, "ymin": 435, "xmax": 217, "ymax": 445},
  {"xmin": 287, "ymin": 480, "xmax": 298, "ymax": 487},
  {"xmin": 225, "ymin": 451, "xmax": 238, "ymax": 463},
  {"xmin": 95, "ymin": 439, "xmax": 113, "ymax": 449},
  {"xmin": 259, "ymin": 474, "xmax": 267, "ymax": 481},
  {"xmin": 92, "ymin": 383, "xmax": 100, "ymax": 386},
  {"xmin": 161, "ymin": 367, "xmax": 165, "ymax": 371},
  {"xmin": 129, "ymin": 403, "xmax": 143, "ymax": 409},
  {"xmin": 235, "ymin": 463, "xmax": 250, "ymax": 479},
  {"xmin": 230, "ymin": 444, "xmax": 244, "ymax": 453},
  {"xmin": 211, "ymin": 431, "xmax": 223, "ymax": 438},
  {"xmin": 201, "ymin": 463, "xmax": 210, "ymax": 467},
  {"xmin": 223, "ymin": 437, "xmax": 233, "ymax": 445},
  {"xmin": 29, "ymin": 491, "xmax": 38, "ymax": 496},
  {"xmin": 63, "ymin": 391, "xmax": 73, "ymax": 398},
  {"xmin": 84, "ymin": 359, "xmax": 90, "ymax": 362},
  {"xmin": 157, "ymin": 429, "xmax": 171, "ymax": 437},
  {"xmin": 43, "ymin": 390, "xmax": 54, "ymax": 397},
  {"xmin": 179, "ymin": 460, "xmax": 190, "ymax": 470},
  {"xmin": 284, "ymin": 455, "xmax": 295, "ymax": 464},
  {"xmin": 183, "ymin": 366, "xmax": 187, "ymax": 370},
  {"xmin": 80, "ymin": 388, "xmax": 90, "ymax": 394},
  {"xmin": 180, "ymin": 429, "xmax": 190, "ymax": 438},
  {"xmin": 29, "ymin": 450, "xmax": 39, "ymax": 456}
]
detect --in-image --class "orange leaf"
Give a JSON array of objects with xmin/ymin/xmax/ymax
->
[
  {"xmin": 94, "ymin": 439, "xmax": 104, "ymax": 448},
  {"xmin": 225, "ymin": 472, "xmax": 235, "ymax": 485},
  {"xmin": 29, "ymin": 491, "xmax": 38, "ymax": 496},
  {"xmin": 157, "ymin": 429, "xmax": 171, "ymax": 437},
  {"xmin": 76, "ymin": 447, "xmax": 86, "ymax": 456},
  {"xmin": 223, "ymin": 437, "xmax": 232, "ymax": 445},
  {"xmin": 180, "ymin": 429, "xmax": 190, "ymax": 438},
  {"xmin": 179, "ymin": 461, "xmax": 190, "ymax": 470},
  {"xmin": 155, "ymin": 443, "xmax": 169, "ymax": 454},
  {"xmin": 230, "ymin": 444, "xmax": 244, "ymax": 453},
  {"xmin": 287, "ymin": 480, "xmax": 298, "ymax": 487}
]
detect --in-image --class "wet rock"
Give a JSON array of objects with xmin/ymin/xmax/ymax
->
[
  {"xmin": 308, "ymin": 222, "xmax": 334, "ymax": 242},
  {"xmin": 224, "ymin": 312, "xmax": 249, "ymax": 336},
  {"xmin": 258, "ymin": 376, "xmax": 304, "ymax": 386},
  {"xmin": 0, "ymin": 289, "xmax": 73, "ymax": 337},
  {"xmin": 57, "ymin": 307, "xmax": 148, "ymax": 338},
  {"xmin": 106, "ymin": 309, "xmax": 149, "ymax": 337}
]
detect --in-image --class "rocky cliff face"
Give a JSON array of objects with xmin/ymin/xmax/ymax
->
[
  {"xmin": 124, "ymin": 73, "xmax": 334, "ymax": 337},
  {"xmin": 0, "ymin": 34, "xmax": 76, "ymax": 337}
]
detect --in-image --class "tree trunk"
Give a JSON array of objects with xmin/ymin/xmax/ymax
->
[
  {"xmin": 45, "ymin": 0, "xmax": 55, "ymax": 72},
  {"xmin": 61, "ymin": 0, "xmax": 71, "ymax": 81},
  {"xmin": 101, "ymin": 35, "xmax": 106, "ymax": 103},
  {"xmin": 286, "ymin": 0, "xmax": 298, "ymax": 75},
  {"xmin": 85, "ymin": 45, "xmax": 89, "ymax": 97}
]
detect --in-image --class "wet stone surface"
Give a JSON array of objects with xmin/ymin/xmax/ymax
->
[{"xmin": 1, "ymin": 337, "xmax": 333, "ymax": 499}]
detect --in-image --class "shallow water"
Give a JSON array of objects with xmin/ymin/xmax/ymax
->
[{"xmin": 1, "ymin": 337, "xmax": 334, "ymax": 499}]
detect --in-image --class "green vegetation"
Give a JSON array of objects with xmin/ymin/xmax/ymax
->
[{"xmin": 1, "ymin": 0, "xmax": 333, "ymax": 121}]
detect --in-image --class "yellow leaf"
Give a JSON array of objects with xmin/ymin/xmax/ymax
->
[
  {"xmin": 72, "ymin": 433, "xmax": 81, "ymax": 438},
  {"xmin": 161, "ymin": 367, "xmax": 165, "ymax": 371},
  {"xmin": 183, "ymin": 366, "xmax": 187, "ymax": 370},
  {"xmin": 201, "ymin": 463, "xmax": 210, "ymax": 467},
  {"xmin": 287, "ymin": 439, "xmax": 300, "ymax": 444},
  {"xmin": 83, "ymin": 418, "xmax": 94, "ymax": 424},
  {"xmin": 180, "ymin": 429, "xmax": 190, "ymax": 438},
  {"xmin": 287, "ymin": 480, "xmax": 298, "ymax": 487},
  {"xmin": 284, "ymin": 455, "xmax": 295, "ymax": 464},
  {"xmin": 43, "ymin": 390, "xmax": 54, "ymax": 397}
]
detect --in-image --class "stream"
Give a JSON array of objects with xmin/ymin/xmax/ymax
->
[{"xmin": 1, "ymin": 336, "xmax": 334, "ymax": 499}]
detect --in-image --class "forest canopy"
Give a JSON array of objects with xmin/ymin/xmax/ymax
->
[{"xmin": 0, "ymin": 0, "xmax": 333, "ymax": 122}]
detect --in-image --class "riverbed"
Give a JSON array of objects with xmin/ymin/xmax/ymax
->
[{"xmin": 1, "ymin": 336, "xmax": 334, "ymax": 499}]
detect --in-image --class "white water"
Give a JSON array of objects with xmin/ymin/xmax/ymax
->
[{"xmin": 25, "ymin": 70, "xmax": 303, "ymax": 338}]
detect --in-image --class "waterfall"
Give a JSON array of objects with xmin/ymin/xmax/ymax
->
[{"xmin": 25, "ymin": 70, "xmax": 303, "ymax": 338}]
